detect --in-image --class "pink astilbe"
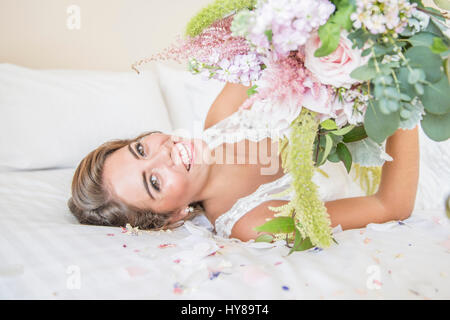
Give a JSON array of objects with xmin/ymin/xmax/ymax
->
[
  {"xmin": 132, "ymin": 16, "xmax": 251, "ymax": 73},
  {"xmin": 241, "ymin": 53, "xmax": 310, "ymax": 110}
]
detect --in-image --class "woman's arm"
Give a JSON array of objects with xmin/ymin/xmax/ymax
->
[
  {"xmin": 230, "ymin": 125, "xmax": 420, "ymax": 241},
  {"xmin": 326, "ymin": 125, "xmax": 420, "ymax": 229},
  {"xmin": 204, "ymin": 82, "xmax": 251, "ymax": 130}
]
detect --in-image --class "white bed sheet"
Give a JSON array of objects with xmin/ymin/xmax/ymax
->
[{"xmin": 0, "ymin": 168, "xmax": 449, "ymax": 299}]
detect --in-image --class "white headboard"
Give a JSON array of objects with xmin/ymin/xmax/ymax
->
[
  {"xmin": 0, "ymin": 0, "xmax": 445, "ymax": 71},
  {"xmin": 0, "ymin": 0, "xmax": 212, "ymax": 71}
]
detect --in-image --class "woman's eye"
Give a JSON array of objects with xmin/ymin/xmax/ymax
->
[
  {"xmin": 150, "ymin": 175, "xmax": 160, "ymax": 192},
  {"xmin": 136, "ymin": 142, "xmax": 146, "ymax": 157}
]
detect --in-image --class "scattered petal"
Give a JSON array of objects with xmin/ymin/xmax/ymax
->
[
  {"xmin": 209, "ymin": 271, "xmax": 222, "ymax": 280},
  {"xmin": 274, "ymin": 261, "xmax": 283, "ymax": 266},
  {"xmin": 158, "ymin": 243, "xmax": 177, "ymax": 249},
  {"xmin": 363, "ymin": 238, "xmax": 372, "ymax": 244},
  {"xmin": 106, "ymin": 233, "xmax": 115, "ymax": 236},
  {"xmin": 173, "ymin": 282, "xmax": 185, "ymax": 295},
  {"xmin": 282, "ymin": 286, "xmax": 289, "ymax": 291},
  {"xmin": 125, "ymin": 266, "xmax": 149, "ymax": 278},
  {"xmin": 355, "ymin": 288, "xmax": 367, "ymax": 296}
]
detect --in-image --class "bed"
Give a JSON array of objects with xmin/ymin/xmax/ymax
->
[{"xmin": 0, "ymin": 63, "xmax": 449, "ymax": 300}]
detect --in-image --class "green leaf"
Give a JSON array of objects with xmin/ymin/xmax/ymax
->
[
  {"xmin": 446, "ymin": 58, "xmax": 450, "ymax": 81},
  {"xmin": 320, "ymin": 119, "xmax": 338, "ymax": 130},
  {"xmin": 318, "ymin": 134, "xmax": 334, "ymax": 166},
  {"xmin": 336, "ymin": 143, "xmax": 352, "ymax": 173},
  {"xmin": 421, "ymin": 76, "xmax": 450, "ymax": 115},
  {"xmin": 405, "ymin": 46, "xmax": 443, "ymax": 83},
  {"xmin": 431, "ymin": 37, "xmax": 448, "ymax": 54},
  {"xmin": 364, "ymin": 100, "xmax": 400, "ymax": 143},
  {"xmin": 397, "ymin": 68, "xmax": 417, "ymax": 99},
  {"xmin": 420, "ymin": 111, "xmax": 450, "ymax": 141},
  {"xmin": 247, "ymin": 85, "xmax": 258, "ymax": 97},
  {"xmin": 342, "ymin": 125, "xmax": 368, "ymax": 143},
  {"xmin": 346, "ymin": 137, "xmax": 393, "ymax": 166},
  {"xmin": 254, "ymin": 216, "xmax": 295, "ymax": 234},
  {"xmin": 350, "ymin": 64, "xmax": 377, "ymax": 81},
  {"xmin": 315, "ymin": 22, "xmax": 341, "ymax": 57},
  {"xmin": 264, "ymin": 29, "xmax": 273, "ymax": 43},
  {"xmin": 432, "ymin": 0, "xmax": 450, "ymax": 11},
  {"xmin": 332, "ymin": 0, "xmax": 355, "ymax": 31},
  {"xmin": 331, "ymin": 125, "xmax": 355, "ymax": 136},
  {"xmin": 327, "ymin": 150, "xmax": 341, "ymax": 163},
  {"xmin": 255, "ymin": 234, "xmax": 274, "ymax": 243},
  {"xmin": 289, "ymin": 228, "xmax": 314, "ymax": 254},
  {"xmin": 406, "ymin": 32, "xmax": 435, "ymax": 47}
]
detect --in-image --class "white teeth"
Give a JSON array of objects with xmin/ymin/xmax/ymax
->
[{"xmin": 176, "ymin": 143, "xmax": 191, "ymax": 171}]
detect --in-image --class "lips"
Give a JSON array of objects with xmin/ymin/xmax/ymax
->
[{"xmin": 175, "ymin": 142, "xmax": 192, "ymax": 171}]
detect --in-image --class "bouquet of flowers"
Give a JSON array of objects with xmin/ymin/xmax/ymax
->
[{"xmin": 133, "ymin": 0, "xmax": 450, "ymax": 252}]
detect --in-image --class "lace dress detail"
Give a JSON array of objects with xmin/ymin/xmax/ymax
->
[
  {"xmin": 202, "ymin": 108, "xmax": 285, "ymax": 150},
  {"xmin": 214, "ymin": 173, "xmax": 294, "ymax": 238}
]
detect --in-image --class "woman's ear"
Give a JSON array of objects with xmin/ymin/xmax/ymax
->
[{"xmin": 168, "ymin": 206, "xmax": 191, "ymax": 223}]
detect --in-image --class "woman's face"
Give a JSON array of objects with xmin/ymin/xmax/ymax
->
[{"xmin": 102, "ymin": 132, "xmax": 210, "ymax": 220}]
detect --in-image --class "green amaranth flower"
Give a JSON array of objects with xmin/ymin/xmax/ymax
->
[
  {"xmin": 269, "ymin": 108, "xmax": 333, "ymax": 248},
  {"xmin": 185, "ymin": 0, "xmax": 257, "ymax": 37}
]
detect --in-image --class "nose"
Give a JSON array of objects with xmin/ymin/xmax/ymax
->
[{"xmin": 142, "ymin": 135, "xmax": 180, "ymax": 170}]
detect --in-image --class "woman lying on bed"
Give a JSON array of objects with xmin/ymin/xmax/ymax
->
[{"xmin": 68, "ymin": 82, "xmax": 420, "ymax": 242}]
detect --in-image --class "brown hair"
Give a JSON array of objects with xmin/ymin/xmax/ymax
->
[{"xmin": 67, "ymin": 131, "xmax": 203, "ymax": 231}]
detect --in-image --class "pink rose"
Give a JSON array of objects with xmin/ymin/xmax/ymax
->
[{"xmin": 304, "ymin": 32, "xmax": 368, "ymax": 88}]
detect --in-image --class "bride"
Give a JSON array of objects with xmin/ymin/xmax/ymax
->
[{"xmin": 68, "ymin": 82, "xmax": 420, "ymax": 242}]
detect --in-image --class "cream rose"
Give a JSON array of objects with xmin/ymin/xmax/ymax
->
[{"xmin": 304, "ymin": 32, "xmax": 368, "ymax": 88}]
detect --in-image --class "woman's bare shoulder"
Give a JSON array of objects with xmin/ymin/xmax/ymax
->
[{"xmin": 204, "ymin": 82, "xmax": 251, "ymax": 130}]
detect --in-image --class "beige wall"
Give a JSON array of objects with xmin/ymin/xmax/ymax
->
[
  {"xmin": 0, "ymin": 0, "xmax": 212, "ymax": 71},
  {"xmin": 0, "ymin": 0, "xmax": 445, "ymax": 71}
]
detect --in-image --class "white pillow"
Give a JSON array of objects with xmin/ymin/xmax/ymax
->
[
  {"xmin": 155, "ymin": 63, "xmax": 225, "ymax": 138},
  {"xmin": 0, "ymin": 64, "xmax": 172, "ymax": 171}
]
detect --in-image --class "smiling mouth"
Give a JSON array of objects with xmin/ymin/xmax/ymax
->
[{"xmin": 175, "ymin": 142, "xmax": 192, "ymax": 171}]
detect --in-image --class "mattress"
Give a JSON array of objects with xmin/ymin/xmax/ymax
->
[{"xmin": 0, "ymin": 168, "xmax": 449, "ymax": 299}]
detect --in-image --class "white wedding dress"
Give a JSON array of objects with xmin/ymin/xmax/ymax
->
[{"xmin": 200, "ymin": 108, "xmax": 358, "ymax": 239}]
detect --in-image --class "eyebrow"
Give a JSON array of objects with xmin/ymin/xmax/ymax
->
[{"xmin": 127, "ymin": 143, "xmax": 155, "ymax": 200}]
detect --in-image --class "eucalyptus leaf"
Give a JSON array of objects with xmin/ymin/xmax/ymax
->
[
  {"xmin": 399, "ymin": 102, "xmax": 425, "ymax": 130},
  {"xmin": 405, "ymin": 46, "xmax": 443, "ymax": 83},
  {"xmin": 327, "ymin": 150, "xmax": 341, "ymax": 163},
  {"xmin": 420, "ymin": 111, "xmax": 450, "ymax": 141},
  {"xmin": 421, "ymin": 76, "xmax": 450, "ymax": 115},
  {"xmin": 345, "ymin": 137, "xmax": 393, "ymax": 166},
  {"xmin": 406, "ymin": 32, "xmax": 435, "ymax": 47},
  {"xmin": 397, "ymin": 68, "xmax": 417, "ymax": 99},
  {"xmin": 364, "ymin": 100, "xmax": 400, "ymax": 143},
  {"xmin": 254, "ymin": 216, "xmax": 295, "ymax": 234},
  {"xmin": 350, "ymin": 64, "xmax": 377, "ymax": 81}
]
